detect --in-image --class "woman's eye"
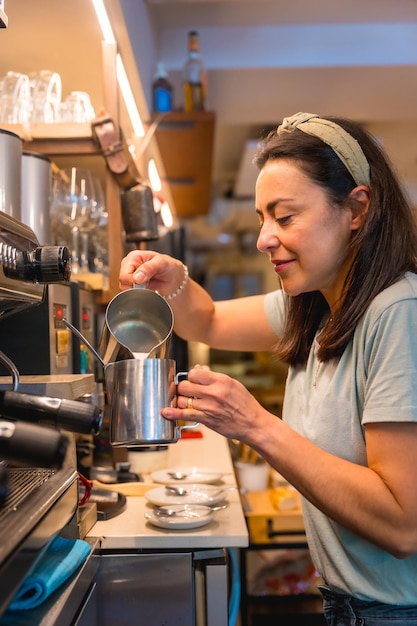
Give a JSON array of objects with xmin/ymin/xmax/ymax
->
[{"xmin": 276, "ymin": 215, "xmax": 292, "ymax": 226}]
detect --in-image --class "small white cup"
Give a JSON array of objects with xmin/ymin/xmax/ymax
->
[{"xmin": 235, "ymin": 460, "xmax": 269, "ymax": 491}]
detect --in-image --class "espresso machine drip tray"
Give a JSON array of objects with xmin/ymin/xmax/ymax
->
[
  {"xmin": 0, "ymin": 466, "xmax": 78, "ymax": 615},
  {"xmin": 1, "ymin": 467, "xmax": 55, "ymax": 513}
]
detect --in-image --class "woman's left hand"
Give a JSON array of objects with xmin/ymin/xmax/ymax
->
[{"xmin": 162, "ymin": 365, "xmax": 267, "ymax": 442}]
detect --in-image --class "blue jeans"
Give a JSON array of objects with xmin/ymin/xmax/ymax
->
[{"xmin": 319, "ymin": 584, "xmax": 417, "ymax": 626}]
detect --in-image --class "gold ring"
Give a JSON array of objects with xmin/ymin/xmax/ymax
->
[{"xmin": 187, "ymin": 397, "xmax": 193, "ymax": 410}]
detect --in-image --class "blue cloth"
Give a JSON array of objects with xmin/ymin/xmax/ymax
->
[{"xmin": 8, "ymin": 535, "xmax": 91, "ymax": 611}]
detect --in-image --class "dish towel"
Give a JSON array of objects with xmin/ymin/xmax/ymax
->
[{"xmin": 8, "ymin": 535, "xmax": 91, "ymax": 611}]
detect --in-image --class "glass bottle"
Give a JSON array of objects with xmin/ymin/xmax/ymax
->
[
  {"xmin": 152, "ymin": 62, "xmax": 173, "ymax": 113},
  {"xmin": 183, "ymin": 30, "xmax": 207, "ymax": 111}
]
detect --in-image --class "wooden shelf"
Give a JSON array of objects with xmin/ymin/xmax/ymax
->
[
  {"xmin": 2, "ymin": 122, "xmax": 92, "ymax": 139},
  {"xmin": 2, "ymin": 123, "xmax": 99, "ymax": 154}
]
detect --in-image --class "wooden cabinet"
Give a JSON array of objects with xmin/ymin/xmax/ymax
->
[{"xmin": 152, "ymin": 111, "xmax": 215, "ymax": 218}]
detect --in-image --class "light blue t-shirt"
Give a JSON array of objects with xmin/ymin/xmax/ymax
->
[{"xmin": 264, "ymin": 273, "xmax": 417, "ymax": 604}]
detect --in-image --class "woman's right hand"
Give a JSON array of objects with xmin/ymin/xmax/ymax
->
[{"xmin": 119, "ymin": 249, "xmax": 186, "ymax": 296}]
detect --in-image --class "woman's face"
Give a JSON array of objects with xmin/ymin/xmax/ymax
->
[{"xmin": 256, "ymin": 159, "xmax": 357, "ymax": 310}]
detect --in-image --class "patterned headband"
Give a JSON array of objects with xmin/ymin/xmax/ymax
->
[{"xmin": 277, "ymin": 112, "xmax": 370, "ymax": 187}]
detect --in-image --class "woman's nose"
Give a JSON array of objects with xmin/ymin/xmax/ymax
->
[{"xmin": 257, "ymin": 222, "xmax": 278, "ymax": 253}]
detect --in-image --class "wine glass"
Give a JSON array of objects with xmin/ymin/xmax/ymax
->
[
  {"xmin": 51, "ymin": 167, "xmax": 95, "ymax": 273},
  {"xmin": 89, "ymin": 177, "xmax": 108, "ymax": 275}
]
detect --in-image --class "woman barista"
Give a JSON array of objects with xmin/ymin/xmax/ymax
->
[{"xmin": 119, "ymin": 113, "xmax": 417, "ymax": 625}]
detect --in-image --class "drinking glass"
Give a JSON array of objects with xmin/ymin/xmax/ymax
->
[
  {"xmin": 51, "ymin": 167, "xmax": 95, "ymax": 273},
  {"xmin": 0, "ymin": 71, "xmax": 31, "ymax": 123},
  {"xmin": 89, "ymin": 177, "xmax": 108, "ymax": 275},
  {"xmin": 60, "ymin": 91, "xmax": 95, "ymax": 123},
  {"xmin": 30, "ymin": 70, "xmax": 62, "ymax": 123}
]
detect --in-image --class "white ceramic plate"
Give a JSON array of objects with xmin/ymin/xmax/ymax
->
[
  {"xmin": 150, "ymin": 466, "xmax": 223, "ymax": 485},
  {"xmin": 145, "ymin": 504, "xmax": 214, "ymax": 530},
  {"xmin": 145, "ymin": 484, "xmax": 227, "ymax": 507}
]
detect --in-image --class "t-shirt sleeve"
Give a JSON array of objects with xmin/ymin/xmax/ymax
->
[
  {"xmin": 362, "ymin": 297, "xmax": 417, "ymax": 425},
  {"xmin": 264, "ymin": 289, "xmax": 285, "ymax": 338}
]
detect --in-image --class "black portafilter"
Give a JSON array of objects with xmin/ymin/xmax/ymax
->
[
  {"xmin": 0, "ymin": 420, "xmax": 69, "ymax": 468},
  {"xmin": 0, "ymin": 391, "xmax": 103, "ymax": 435}
]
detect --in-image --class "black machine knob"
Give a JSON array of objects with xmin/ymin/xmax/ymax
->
[
  {"xmin": 3, "ymin": 245, "xmax": 71, "ymax": 283},
  {"xmin": 27, "ymin": 245, "xmax": 72, "ymax": 282}
]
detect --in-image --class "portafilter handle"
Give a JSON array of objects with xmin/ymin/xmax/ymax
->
[
  {"xmin": 0, "ymin": 391, "xmax": 103, "ymax": 435},
  {"xmin": 0, "ymin": 419, "xmax": 68, "ymax": 468}
]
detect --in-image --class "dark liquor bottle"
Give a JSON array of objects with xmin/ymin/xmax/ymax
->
[{"xmin": 183, "ymin": 30, "xmax": 206, "ymax": 111}]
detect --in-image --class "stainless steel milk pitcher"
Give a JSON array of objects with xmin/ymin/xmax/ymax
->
[
  {"xmin": 107, "ymin": 359, "xmax": 198, "ymax": 446},
  {"xmin": 99, "ymin": 287, "xmax": 174, "ymax": 364}
]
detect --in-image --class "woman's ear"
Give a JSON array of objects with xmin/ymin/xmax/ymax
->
[{"xmin": 349, "ymin": 185, "xmax": 370, "ymax": 231}]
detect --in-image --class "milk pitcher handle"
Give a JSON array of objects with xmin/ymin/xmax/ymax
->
[{"xmin": 175, "ymin": 371, "xmax": 200, "ymax": 431}]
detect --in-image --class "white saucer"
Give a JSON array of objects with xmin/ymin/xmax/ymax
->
[
  {"xmin": 145, "ymin": 504, "xmax": 214, "ymax": 530},
  {"xmin": 150, "ymin": 466, "xmax": 223, "ymax": 484},
  {"xmin": 145, "ymin": 484, "xmax": 227, "ymax": 507}
]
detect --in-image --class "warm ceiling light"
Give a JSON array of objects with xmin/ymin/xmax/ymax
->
[
  {"xmin": 116, "ymin": 55, "xmax": 145, "ymax": 137},
  {"xmin": 160, "ymin": 201, "xmax": 174, "ymax": 228},
  {"xmin": 148, "ymin": 159, "xmax": 162, "ymax": 192},
  {"xmin": 92, "ymin": 0, "xmax": 145, "ymax": 138},
  {"xmin": 91, "ymin": 0, "xmax": 115, "ymax": 43}
]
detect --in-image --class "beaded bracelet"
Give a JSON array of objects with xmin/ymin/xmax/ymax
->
[{"xmin": 164, "ymin": 264, "xmax": 189, "ymax": 300}]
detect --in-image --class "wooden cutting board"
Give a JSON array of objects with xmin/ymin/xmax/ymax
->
[{"xmin": 91, "ymin": 480, "xmax": 160, "ymax": 497}]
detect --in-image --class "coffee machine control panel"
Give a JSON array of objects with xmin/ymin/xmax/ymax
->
[
  {"xmin": 52, "ymin": 301, "xmax": 71, "ymax": 370},
  {"xmin": 0, "ymin": 283, "xmax": 74, "ymax": 375}
]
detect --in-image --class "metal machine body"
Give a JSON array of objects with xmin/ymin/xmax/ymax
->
[{"xmin": 0, "ymin": 210, "xmax": 81, "ymax": 617}]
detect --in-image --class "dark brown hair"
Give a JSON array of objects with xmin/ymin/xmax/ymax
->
[{"xmin": 254, "ymin": 117, "xmax": 417, "ymax": 366}]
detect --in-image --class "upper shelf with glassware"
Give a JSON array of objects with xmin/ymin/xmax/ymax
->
[{"xmin": 0, "ymin": 43, "xmax": 128, "ymax": 304}]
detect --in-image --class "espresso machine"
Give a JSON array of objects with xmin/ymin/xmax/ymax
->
[{"xmin": 0, "ymin": 210, "xmax": 103, "ymax": 616}]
